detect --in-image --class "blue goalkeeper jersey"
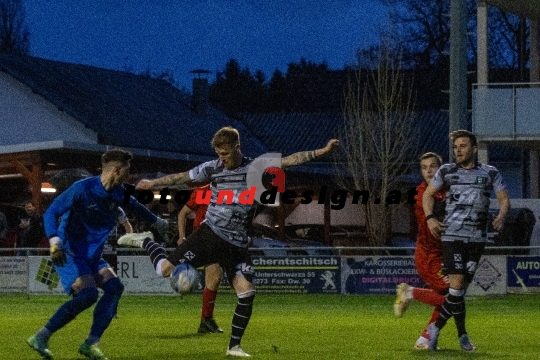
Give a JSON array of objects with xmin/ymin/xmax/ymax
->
[{"xmin": 44, "ymin": 176, "xmax": 157, "ymax": 260}]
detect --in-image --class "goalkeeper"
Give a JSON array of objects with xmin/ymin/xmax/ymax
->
[{"xmin": 27, "ymin": 149, "xmax": 168, "ymax": 360}]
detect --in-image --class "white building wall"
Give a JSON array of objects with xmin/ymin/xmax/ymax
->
[{"xmin": 0, "ymin": 72, "xmax": 97, "ymax": 146}]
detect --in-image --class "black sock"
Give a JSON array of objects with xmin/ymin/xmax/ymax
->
[
  {"xmin": 451, "ymin": 293, "xmax": 466, "ymax": 337},
  {"xmin": 435, "ymin": 288, "xmax": 465, "ymax": 331},
  {"xmin": 229, "ymin": 295, "xmax": 255, "ymax": 349},
  {"xmin": 143, "ymin": 238, "xmax": 167, "ymax": 271},
  {"xmin": 435, "ymin": 298, "xmax": 453, "ymax": 329}
]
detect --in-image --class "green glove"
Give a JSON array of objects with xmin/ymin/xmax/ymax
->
[{"xmin": 50, "ymin": 244, "xmax": 67, "ymax": 267}]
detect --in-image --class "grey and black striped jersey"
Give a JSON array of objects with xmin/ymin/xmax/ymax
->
[
  {"xmin": 430, "ymin": 162, "xmax": 507, "ymax": 243},
  {"xmin": 189, "ymin": 157, "xmax": 258, "ymax": 247}
]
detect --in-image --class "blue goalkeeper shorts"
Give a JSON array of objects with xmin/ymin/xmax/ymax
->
[{"xmin": 55, "ymin": 254, "xmax": 110, "ymax": 295}]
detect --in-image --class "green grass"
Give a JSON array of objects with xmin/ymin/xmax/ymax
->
[{"xmin": 1, "ymin": 293, "xmax": 539, "ymax": 359}]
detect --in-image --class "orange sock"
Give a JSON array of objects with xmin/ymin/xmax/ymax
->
[{"xmin": 201, "ymin": 287, "xmax": 217, "ymax": 320}]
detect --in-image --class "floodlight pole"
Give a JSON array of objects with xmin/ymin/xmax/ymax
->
[{"xmin": 449, "ymin": 0, "xmax": 469, "ymax": 159}]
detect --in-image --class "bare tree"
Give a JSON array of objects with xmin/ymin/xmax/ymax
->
[
  {"xmin": 487, "ymin": 9, "xmax": 528, "ymax": 75},
  {"xmin": 0, "ymin": 0, "xmax": 30, "ymax": 54},
  {"xmin": 386, "ymin": 0, "xmax": 477, "ymax": 68},
  {"xmin": 340, "ymin": 45, "xmax": 416, "ymax": 247},
  {"xmin": 386, "ymin": 0, "xmax": 530, "ymax": 72}
]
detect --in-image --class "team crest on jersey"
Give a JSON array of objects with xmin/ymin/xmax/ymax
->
[
  {"xmin": 184, "ymin": 251, "xmax": 196, "ymax": 261},
  {"xmin": 475, "ymin": 176, "xmax": 487, "ymax": 184}
]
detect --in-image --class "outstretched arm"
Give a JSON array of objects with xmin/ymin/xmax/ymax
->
[
  {"xmin": 281, "ymin": 139, "xmax": 340, "ymax": 169},
  {"xmin": 136, "ymin": 171, "xmax": 191, "ymax": 190}
]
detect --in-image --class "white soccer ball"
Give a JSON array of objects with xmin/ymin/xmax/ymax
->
[{"xmin": 170, "ymin": 263, "xmax": 200, "ymax": 295}]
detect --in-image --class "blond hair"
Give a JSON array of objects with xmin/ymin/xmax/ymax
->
[
  {"xmin": 211, "ymin": 126, "xmax": 240, "ymax": 148},
  {"xmin": 419, "ymin": 152, "xmax": 443, "ymax": 166}
]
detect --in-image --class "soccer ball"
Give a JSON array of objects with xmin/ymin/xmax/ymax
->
[{"xmin": 170, "ymin": 263, "xmax": 200, "ymax": 295}]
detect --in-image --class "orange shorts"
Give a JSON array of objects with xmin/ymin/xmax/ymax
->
[{"xmin": 414, "ymin": 246, "xmax": 448, "ymax": 293}]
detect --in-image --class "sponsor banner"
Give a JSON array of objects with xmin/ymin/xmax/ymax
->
[
  {"xmin": 0, "ymin": 256, "xmax": 27, "ymax": 293},
  {"xmin": 507, "ymin": 256, "xmax": 540, "ymax": 294},
  {"xmin": 251, "ymin": 256, "xmax": 340, "ymax": 294},
  {"xmin": 117, "ymin": 256, "xmax": 189, "ymax": 294},
  {"xmin": 0, "ymin": 254, "xmax": 517, "ymax": 295},
  {"xmin": 28, "ymin": 257, "xmax": 64, "ymax": 294},
  {"xmin": 341, "ymin": 256, "xmax": 423, "ymax": 294},
  {"xmin": 466, "ymin": 256, "xmax": 506, "ymax": 296},
  {"xmin": 0, "ymin": 255, "xmax": 339, "ymax": 295},
  {"xmin": 25, "ymin": 256, "xmax": 201, "ymax": 295}
]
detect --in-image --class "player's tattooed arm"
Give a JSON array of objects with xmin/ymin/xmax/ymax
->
[
  {"xmin": 136, "ymin": 171, "xmax": 190, "ymax": 190},
  {"xmin": 281, "ymin": 139, "xmax": 340, "ymax": 169}
]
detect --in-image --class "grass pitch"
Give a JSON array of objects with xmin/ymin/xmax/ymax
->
[{"xmin": 1, "ymin": 292, "xmax": 538, "ymax": 359}]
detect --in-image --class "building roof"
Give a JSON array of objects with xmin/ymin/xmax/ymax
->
[
  {"xmin": 240, "ymin": 112, "xmax": 342, "ymax": 155},
  {"xmin": 239, "ymin": 109, "xmax": 520, "ymax": 180},
  {"xmin": 0, "ymin": 53, "xmax": 267, "ymax": 159},
  {"xmin": 0, "ymin": 53, "xmax": 520, "ymax": 181},
  {"xmin": 240, "ymin": 110, "xmax": 452, "ymax": 161}
]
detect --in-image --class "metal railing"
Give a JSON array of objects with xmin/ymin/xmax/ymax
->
[{"xmin": 3, "ymin": 245, "xmax": 540, "ymax": 256}]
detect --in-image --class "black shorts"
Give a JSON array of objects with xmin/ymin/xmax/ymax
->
[
  {"xmin": 167, "ymin": 223, "xmax": 254, "ymax": 284},
  {"xmin": 441, "ymin": 241, "xmax": 485, "ymax": 282}
]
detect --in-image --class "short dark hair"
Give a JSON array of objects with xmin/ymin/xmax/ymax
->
[
  {"xmin": 419, "ymin": 152, "xmax": 443, "ymax": 166},
  {"xmin": 450, "ymin": 130, "xmax": 477, "ymax": 147},
  {"xmin": 211, "ymin": 126, "xmax": 240, "ymax": 148},
  {"xmin": 101, "ymin": 149, "xmax": 133, "ymax": 166}
]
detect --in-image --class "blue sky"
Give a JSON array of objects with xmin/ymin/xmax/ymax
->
[{"xmin": 25, "ymin": 0, "xmax": 388, "ymax": 90}]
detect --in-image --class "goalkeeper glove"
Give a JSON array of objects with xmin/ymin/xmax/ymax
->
[
  {"xmin": 151, "ymin": 218, "xmax": 169, "ymax": 244},
  {"xmin": 49, "ymin": 236, "xmax": 67, "ymax": 267}
]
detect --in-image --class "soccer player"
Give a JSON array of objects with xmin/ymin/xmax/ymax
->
[
  {"xmin": 394, "ymin": 152, "xmax": 448, "ymax": 350},
  {"xmin": 423, "ymin": 130, "xmax": 510, "ymax": 351},
  {"xmin": 27, "ymin": 149, "xmax": 168, "ymax": 360},
  {"xmin": 118, "ymin": 126, "xmax": 340, "ymax": 357},
  {"xmin": 177, "ymin": 184, "xmax": 225, "ymax": 334}
]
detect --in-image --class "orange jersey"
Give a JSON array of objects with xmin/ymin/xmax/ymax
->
[
  {"xmin": 186, "ymin": 184, "xmax": 210, "ymax": 230},
  {"xmin": 414, "ymin": 182, "xmax": 446, "ymax": 253}
]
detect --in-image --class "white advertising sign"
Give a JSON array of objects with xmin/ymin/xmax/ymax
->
[
  {"xmin": 466, "ymin": 255, "xmax": 507, "ymax": 296},
  {"xmin": 28, "ymin": 256, "xmax": 64, "ymax": 294},
  {"xmin": 117, "ymin": 256, "xmax": 174, "ymax": 294},
  {"xmin": 0, "ymin": 256, "xmax": 27, "ymax": 293}
]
